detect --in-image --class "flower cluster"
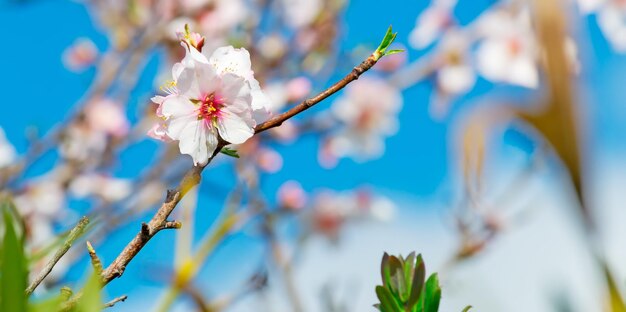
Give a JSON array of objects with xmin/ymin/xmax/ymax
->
[{"xmin": 149, "ymin": 28, "xmax": 270, "ymax": 165}]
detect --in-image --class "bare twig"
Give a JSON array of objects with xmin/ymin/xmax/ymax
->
[
  {"xmin": 100, "ymin": 49, "xmax": 381, "ymax": 286},
  {"xmin": 103, "ymin": 295, "xmax": 128, "ymax": 308},
  {"xmin": 25, "ymin": 216, "xmax": 90, "ymax": 296},
  {"xmin": 86, "ymin": 241, "xmax": 103, "ymax": 276}
]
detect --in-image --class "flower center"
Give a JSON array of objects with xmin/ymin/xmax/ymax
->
[{"xmin": 198, "ymin": 93, "xmax": 223, "ymax": 122}]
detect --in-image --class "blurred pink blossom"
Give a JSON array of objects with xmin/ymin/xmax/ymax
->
[
  {"xmin": 85, "ymin": 98, "xmax": 130, "ymax": 137},
  {"xmin": 325, "ymin": 78, "xmax": 402, "ymax": 164},
  {"xmin": 277, "ymin": 180, "xmax": 307, "ymax": 210},
  {"xmin": 409, "ymin": 0, "xmax": 457, "ymax": 49},
  {"xmin": 62, "ymin": 38, "xmax": 98, "ymax": 72},
  {"xmin": 256, "ymin": 148, "xmax": 283, "ymax": 173},
  {"xmin": 475, "ymin": 9, "xmax": 539, "ymax": 88}
]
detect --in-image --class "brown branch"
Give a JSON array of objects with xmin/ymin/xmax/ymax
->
[
  {"xmin": 103, "ymin": 295, "xmax": 128, "ymax": 309},
  {"xmin": 25, "ymin": 216, "xmax": 90, "ymax": 296},
  {"xmin": 100, "ymin": 50, "xmax": 381, "ymax": 286},
  {"xmin": 254, "ymin": 54, "xmax": 379, "ymax": 134}
]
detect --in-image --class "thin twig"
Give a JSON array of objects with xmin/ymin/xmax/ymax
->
[
  {"xmin": 103, "ymin": 295, "xmax": 128, "ymax": 308},
  {"xmin": 100, "ymin": 49, "xmax": 381, "ymax": 286},
  {"xmin": 86, "ymin": 241, "xmax": 103, "ymax": 276},
  {"xmin": 25, "ymin": 216, "xmax": 90, "ymax": 296}
]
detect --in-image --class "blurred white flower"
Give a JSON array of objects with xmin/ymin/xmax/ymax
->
[
  {"xmin": 475, "ymin": 9, "xmax": 539, "ymax": 88},
  {"xmin": 436, "ymin": 32, "xmax": 476, "ymax": 95},
  {"xmin": 70, "ymin": 173, "xmax": 132, "ymax": 202},
  {"xmin": 310, "ymin": 189, "xmax": 395, "ymax": 239},
  {"xmin": 85, "ymin": 98, "xmax": 129, "ymax": 138},
  {"xmin": 62, "ymin": 38, "xmax": 98, "ymax": 72},
  {"xmin": 325, "ymin": 78, "xmax": 402, "ymax": 164},
  {"xmin": 409, "ymin": 0, "xmax": 457, "ymax": 49},
  {"xmin": 277, "ymin": 180, "xmax": 307, "ymax": 210},
  {"xmin": 597, "ymin": 1, "xmax": 626, "ymax": 51},
  {"xmin": 151, "ymin": 41, "xmax": 258, "ymax": 165},
  {"xmin": 198, "ymin": 0, "xmax": 249, "ymax": 36},
  {"xmin": 578, "ymin": 0, "xmax": 605, "ymax": 13},
  {"xmin": 15, "ymin": 179, "xmax": 65, "ymax": 219},
  {"xmin": 0, "ymin": 127, "xmax": 16, "ymax": 168},
  {"xmin": 256, "ymin": 148, "xmax": 283, "ymax": 173},
  {"xmin": 280, "ymin": 0, "xmax": 322, "ymax": 28},
  {"xmin": 59, "ymin": 122, "xmax": 107, "ymax": 163}
]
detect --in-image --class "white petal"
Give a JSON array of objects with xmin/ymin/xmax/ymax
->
[
  {"xmin": 508, "ymin": 56, "xmax": 539, "ymax": 88},
  {"xmin": 166, "ymin": 113, "xmax": 199, "ymax": 140},
  {"xmin": 216, "ymin": 109, "xmax": 254, "ymax": 144},
  {"xmin": 178, "ymin": 121, "xmax": 209, "ymax": 165},
  {"xmin": 438, "ymin": 64, "xmax": 476, "ymax": 94},
  {"xmin": 160, "ymin": 95, "xmax": 196, "ymax": 117},
  {"xmin": 220, "ymin": 73, "xmax": 253, "ymax": 113},
  {"xmin": 209, "ymin": 46, "xmax": 254, "ymax": 79},
  {"xmin": 248, "ymin": 78, "xmax": 271, "ymax": 111}
]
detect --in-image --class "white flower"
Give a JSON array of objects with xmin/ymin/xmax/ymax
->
[
  {"xmin": 475, "ymin": 9, "xmax": 539, "ymax": 88},
  {"xmin": 409, "ymin": 0, "xmax": 456, "ymax": 49},
  {"xmin": 207, "ymin": 46, "xmax": 271, "ymax": 114},
  {"xmin": 578, "ymin": 0, "xmax": 605, "ymax": 14},
  {"xmin": 0, "ymin": 127, "xmax": 16, "ymax": 168},
  {"xmin": 15, "ymin": 179, "xmax": 65, "ymax": 218},
  {"xmin": 436, "ymin": 31, "xmax": 476, "ymax": 95},
  {"xmin": 70, "ymin": 173, "xmax": 132, "ymax": 202},
  {"xmin": 151, "ymin": 43, "xmax": 258, "ymax": 165},
  {"xmin": 327, "ymin": 78, "xmax": 402, "ymax": 163},
  {"xmin": 280, "ymin": 0, "xmax": 322, "ymax": 29},
  {"xmin": 85, "ymin": 98, "xmax": 129, "ymax": 137},
  {"xmin": 597, "ymin": 1, "xmax": 626, "ymax": 51}
]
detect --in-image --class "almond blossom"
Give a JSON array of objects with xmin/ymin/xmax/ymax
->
[
  {"xmin": 150, "ymin": 29, "xmax": 267, "ymax": 165},
  {"xmin": 324, "ymin": 78, "xmax": 402, "ymax": 164},
  {"xmin": 0, "ymin": 127, "xmax": 16, "ymax": 168},
  {"xmin": 62, "ymin": 38, "xmax": 98, "ymax": 72},
  {"xmin": 409, "ymin": 0, "xmax": 457, "ymax": 49},
  {"xmin": 594, "ymin": 0, "xmax": 626, "ymax": 51},
  {"xmin": 475, "ymin": 9, "xmax": 539, "ymax": 88}
]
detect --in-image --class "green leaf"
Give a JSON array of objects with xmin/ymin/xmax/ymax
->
[
  {"xmin": 376, "ymin": 26, "xmax": 397, "ymax": 53},
  {"xmin": 376, "ymin": 285, "xmax": 402, "ymax": 312},
  {"xmin": 408, "ymin": 254, "xmax": 425, "ymax": 310},
  {"xmin": 28, "ymin": 294, "xmax": 64, "ymax": 312},
  {"xmin": 403, "ymin": 252, "xmax": 415, "ymax": 296},
  {"xmin": 381, "ymin": 253, "xmax": 391, "ymax": 288},
  {"xmin": 461, "ymin": 305, "xmax": 473, "ymax": 312},
  {"xmin": 1, "ymin": 209, "xmax": 27, "ymax": 312},
  {"xmin": 75, "ymin": 272, "xmax": 102, "ymax": 312},
  {"xmin": 384, "ymin": 49, "xmax": 405, "ymax": 56},
  {"xmin": 220, "ymin": 147, "xmax": 240, "ymax": 158},
  {"xmin": 388, "ymin": 256, "xmax": 407, "ymax": 302},
  {"xmin": 423, "ymin": 273, "xmax": 442, "ymax": 312}
]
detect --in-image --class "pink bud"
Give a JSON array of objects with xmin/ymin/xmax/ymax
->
[
  {"xmin": 277, "ymin": 180, "xmax": 307, "ymax": 211},
  {"xmin": 63, "ymin": 38, "xmax": 98, "ymax": 72},
  {"xmin": 256, "ymin": 148, "xmax": 283, "ymax": 173},
  {"xmin": 269, "ymin": 120, "xmax": 299, "ymax": 143},
  {"xmin": 286, "ymin": 77, "xmax": 312, "ymax": 101}
]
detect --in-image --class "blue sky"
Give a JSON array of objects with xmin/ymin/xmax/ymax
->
[{"xmin": 2, "ymin": 0, "xmax": 626, "ymax": 310}]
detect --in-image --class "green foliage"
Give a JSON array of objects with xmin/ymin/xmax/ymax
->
[
  {"xmin": 74, "ymin": 272, "xmax": 102, "ymax": 312},
  {"xmin": 220, "ymin": 147, "xmax": 240, "ymax": 158},
  {"xmin": 375, "ymin": 26, "xmax": 404, "ymax": 60},
  {"xmin": 375, "ymin": 252, "xmax": 471, "ymax": 312},
  {"xmin": 1, "ymin": 202, "xmax": 27, "ymax": 312}
]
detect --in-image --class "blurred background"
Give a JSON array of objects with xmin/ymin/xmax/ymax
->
[{"xmin": 2, "ymin": 0, "xmax": 626, "ymax": 311}]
